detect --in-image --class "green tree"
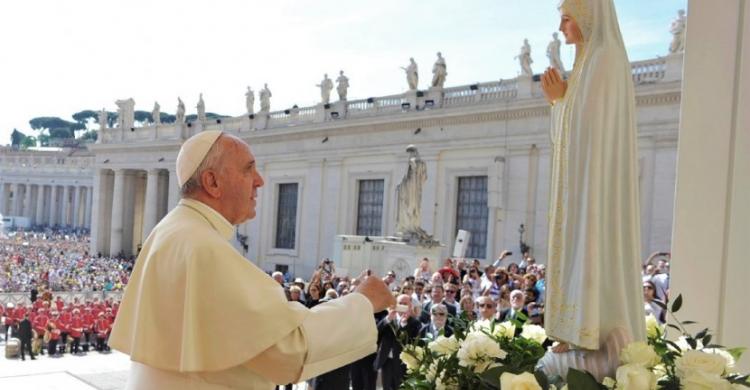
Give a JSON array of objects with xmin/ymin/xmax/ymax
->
[
  {"xmin": 10, "ymin": 128, "xmax": 25, "ymax": 146},
  {"xmin": 134, "ymin": 110, "xmax": 151, "ymax": 124},
  {"xmin": 78, "ymin": 130, "xmax": 98, "ymax": 142},
  {"xmin": 20, "ymin": 135, "xmax": 37, "ymax": 149},
  {"xmin": 72, "ymin": 110, "xmax": 98, "ymax": 125}
]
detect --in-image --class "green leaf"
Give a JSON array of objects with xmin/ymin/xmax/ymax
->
[
  {"xmin": 695, "ymin": 328, "xmax": 709, "ymax": 340},
  {"xmin": 728, "ymin": 347, "xmax": 747, "ymax": 362},
  {"xmin": 671, "ymin": 294, "xmax": 683, "ymax": 313},
  {"xmin": 566, "ymin": 368, "xmax": 604, "ymax": 390},
  {"xmin": 479, "ymin": 366, "xmax": 508, "ymax": 388}
]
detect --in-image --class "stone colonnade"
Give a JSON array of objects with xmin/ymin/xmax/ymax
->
[
  {"xmin": 0, "ymin": 181, "xmax": 93, "ymax": 229},
  {"xmin": 91, "ymin": 167, "xmax": 179, "ymax": 256}
]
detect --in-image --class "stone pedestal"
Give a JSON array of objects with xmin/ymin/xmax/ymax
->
[
  {"xmin": 662, "ymin": 52, "xmax": 684, "ymax": 83},
  {"xmin": 516, "ymin": 75, "xmax": 533, "ymax": 99},
  {"xmin": 404, "ymin": 90, "xmax": 418, "ymax": 110},
  {"xmin": 333, "ymin": 235, "xmax": 442, "ymax": 281},
  {"xmin": 256, "ymin": 112, "xmax": 269, "ymax": 129},
  {"xmin": 426, "ymin": 87, "xmax": 444, "ymax": 108},
  {"xmin": 332, "ymin": 101, "xmax": 347, "ymax": 119},
  {"xmin": 314, "ymin": 103, "xmax": 327, "ymax": 123}
]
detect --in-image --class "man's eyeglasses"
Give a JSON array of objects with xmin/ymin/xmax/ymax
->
[{"xmin": 478, "ymin": 303, "xmax": 495, "ymax": 308}]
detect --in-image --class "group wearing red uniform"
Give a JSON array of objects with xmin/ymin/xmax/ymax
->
[{"xmin": 1, "ymin": 296, "xmax": 119, "ymax": 357}]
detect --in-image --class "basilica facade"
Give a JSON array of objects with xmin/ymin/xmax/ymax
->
[{"xmin": 1, "ymin": 54, "xmax": 682, "ymax": 279}]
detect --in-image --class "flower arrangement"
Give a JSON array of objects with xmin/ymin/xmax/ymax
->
[{"xmin": 399, "ymin": 295, "xmax": 749, "ymax": 389}]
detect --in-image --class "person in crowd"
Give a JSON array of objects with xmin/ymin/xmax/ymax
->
[
  {"xmin": 94, "ymin": 312, "xmax": 110, "ymax": 352},
  {"xmin": 383, "ymin": 270, "xmax": 397, "ymax": 290},
  {"xmin": 477, "ymin": 296, "xmax": 498, "ymax": 321},
  {"xmin": 33, "ymin": 307, "xmax": 49, "ymax": 355},
  {"xmin": 3, "ymin": 303, "xmax": 14, "ymax": 341},
  {"xmin": 413, "ymin": 258, "xmax": 432, "ymax": 283},
  {"xmin": 459, "ymin": 295, "xmax": 477, "ymax": 321},
  {"xmin": 499, "ymin": 289, "xmax": 528, "ymax": 322},
  {"xmin": 643, "ymin": 280, "xmax": 666, "ymax": 323},
  {"xmin": 419, "ymin": 303, "xmax": 453, "ymax": 341},
  {"xmin": 69, "ymin": 308, "xmax": 84, "ymax": 354},
  {"xmin": 289, "ymin": 286, "xmax": 304, "ymax": 304},
  {"xmin": 271, "ymin": 271, "xmax": 285, "ymax": 286},
  {"xmin": 464, "ymin": 267, "xmax": 483, "ymax": 298},
  {"xmin": 306, "ymin": 283, "xmax": 322, "ymax": 308},
  {"xmin": 412, "ymin": 280, "xmax": 426, "ymax": 304},
  {"xmin": 420, "ymin": 284, "xmax": 456, "ymax": 323},
  {"xmin": 375, "ymin": 294, "xmax": 421, "ymax": 390},
  {"xmin": 18, "ymin": 313, "xmax": 35, "ymax": 360},
  {"xmin": 46, "ymin": 312, "xmax": 62, "ymax": 356},
  {"xmin": 437, "ymin": 258, "xmax": 460, "ymax": 284},
  {"xmin": 480, "ymin": 264, "xmax": 496, "ymax": 292},
  {"xmin": 497, "ymin": 285, "xmax": 512, "ymax": 312},
  {"xmin": 442, "ymin": 283, "xmax": 460, "ymax": 314}
]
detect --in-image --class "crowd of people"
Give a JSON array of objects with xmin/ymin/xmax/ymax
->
[
  {"xmin": 0, "ymin": 229, "xmax": 133, "ymax": 293},
  {"xmin": 269, "ymin": 250, "xmax": 670, "ymax": 390},
  {"xmin": 0, "ymin": 229, "xmax": 671, "ymax": 389},
  {"xmin": 2, "ymin": 294, "xmax": 118, "ymax": 360}
]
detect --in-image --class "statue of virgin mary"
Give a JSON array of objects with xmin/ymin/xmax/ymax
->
[{"xmin": 538, "ymin": 0, "xmax": 646, "ymax": 380}]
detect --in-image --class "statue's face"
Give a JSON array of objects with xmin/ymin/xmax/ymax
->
[{"xmin": 559, "ymin": 11, "xmax": 584, "ymax": 44}]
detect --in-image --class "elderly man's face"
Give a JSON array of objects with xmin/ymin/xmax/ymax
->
[
  {"xmin": 510, "ymin": 292, "xmax": 525, "ymax": 310},
  {"xmin": 478, "ymin": 298, "xmax": 496, "ymax": 320},
  {"xmin": 431, "ymin": 308, "xmax": 448, "ymax": 328},
  {"xmin": 217, "ymin": 137, "xmax": 265, "ymax": 224}
]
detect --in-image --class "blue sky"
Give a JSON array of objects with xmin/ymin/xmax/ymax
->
[{"xmin": 0, "ymin": 0, "xmax": 686, "ymax": 145}]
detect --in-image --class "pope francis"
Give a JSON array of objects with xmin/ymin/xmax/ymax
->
[{"xmin": 109, "ymin": 130, "xmax": 395, "ymax": 389}]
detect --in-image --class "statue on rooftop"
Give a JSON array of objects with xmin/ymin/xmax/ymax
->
[
  {"xmin": 516, "ymin": 38, "xmax": 534, "ymax": 76},
  {"xmin": 431, "ymin": 52, "xmax": 447, "ymax": 88},
  {"xmin": 98, "ymin": 108, "xmax": 108, "ymax": 130},
  {"xmin": 152, "ymin": 102, "xmax": 161, "ymax": 125},
  {"xmin": 196, "ymin": 93, "xmax": 206, "ymax": 122},
  {"xmin": 336, "ymin": 70, "xmax": 349, "ymax": 101},
  {"xmin": 176, "ymin": 97, "xmax": 186, "ymax": 124},
  {"xmin": 316, "ymin": 74, "xmax": 334, "ymax": 104},
  {"xmin": 401, "ymin": 58, "xmax": 419, "ymax": 90},
  {"xmin": 547, "ymin": 32, "xmax": 565, "ymax": 72},
  {"xmin": 259, "ymin": 84, "xmax": 272, "ymax": 112},
  {"xmin": 245, "ymin": 86, "xmax": 255, "ymax": 115},
  {"xmin": 669, "ymin": 9, "xmax": 686, "ymax": 54}
]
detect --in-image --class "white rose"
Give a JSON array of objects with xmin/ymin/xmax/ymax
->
[
  {"xmin": 645, "ymin": 314, "xmax": 664, "ymax": 339},
  {"xmin": 499, "ymin": 372, "xmax": 542, "ymax": 390},
  {"xmin": 495, "ymin": 321, "xmax": 516, "ymax": 339},
  {"xmin": 602, "ymin": 376, "xmax": 616, "ymax": 389},
  {"xmin": 615, "ymin": 364, "xmax": 657, "ymax": 390},
  {"xmin": 472, "ymin": 319, "xmax": 515, "ymax": 339},
  {"xmin": 620, "ymin": 341, "xmax": 661, "ymax": 368},
  {"xmin": 676, "ymin": 350, "xmax": 726, "ymax": 378},
  {"xmin": 520, "ymin": 324, "xmax": 547, "ymax": 344},
  {"xmin": 456, "ymin": 330, "xmax": 507, "ymax": 373},
  {"xmin": 681, "ymin": 370, "xmax": 732, "ymax": 390},
  {"xmin": 429, "ymin": 335, "xmax": 460, "ymax": 357},
  {"xmin": 703, "ymin": 348, "xmax": 736, "ymax": 373},
  {"xmin": 399, "ymin": 346, "xmax": 424, "ymax": 373}
]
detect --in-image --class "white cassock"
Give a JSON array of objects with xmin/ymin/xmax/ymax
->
[
  {"xmin": 109, "ymin": 198, "xmax": 376, "ymax": 389},
  {"xmin": 540, "ymin": 0, "xmax": 646, "ymax": 381}
]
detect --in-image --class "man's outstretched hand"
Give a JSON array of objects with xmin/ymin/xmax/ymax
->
[{"xmin": 355, "ymin": 270, "xmax": 396, "ymax": 312}]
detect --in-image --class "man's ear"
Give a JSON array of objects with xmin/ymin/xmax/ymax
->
[{"xmin": 201, "ymin": 170, "xmax": 221, "ymax": 198}]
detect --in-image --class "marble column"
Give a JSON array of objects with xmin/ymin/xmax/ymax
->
[
  {"xmin": 142, "ymin": 169, "xmax": 160, "ymax": 241},
  {"xmin": 0, "ymin": 182, "xmax": 7, "ymax": 215},
  {"xmin": 167, "ymin": 169, "xmax": 180, "ymax": 210},
  {"xmin": 23, "ymin": 184, "xmax": 32, "ymax": 218},
  {"xmin": 85, "ymin": 186, "xmax": 93, "ymax": 229},
  {"xmin": 11, "ymin": 183, "xmax": 21, "ymax": 216},
  {"xmin": 49, "ymin": 185, "xmax": 58, "ymax": 225},
  {"xmin": 110, "ymin": 169, "xmax": 126, "ymax": 256},
  {"xmin": 72, "ymin": 185, "xmax": 82, "ymax": 228},
  {"xmin": 35, "ymin": 185, "xmax": 45, "ymax": 226},
  {"xmin": 61, "ymin": 185, "xmax": 70, "ymax": 227}
]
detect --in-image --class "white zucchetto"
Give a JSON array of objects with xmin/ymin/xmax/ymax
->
[{"xmin": 175, "ymin": 130, "xmax": 223, "ymax": 187}]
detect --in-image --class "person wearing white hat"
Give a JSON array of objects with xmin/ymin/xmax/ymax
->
[{"xmin": 110, "ymin": 130, "xmax": 395, "ymax": 389}]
